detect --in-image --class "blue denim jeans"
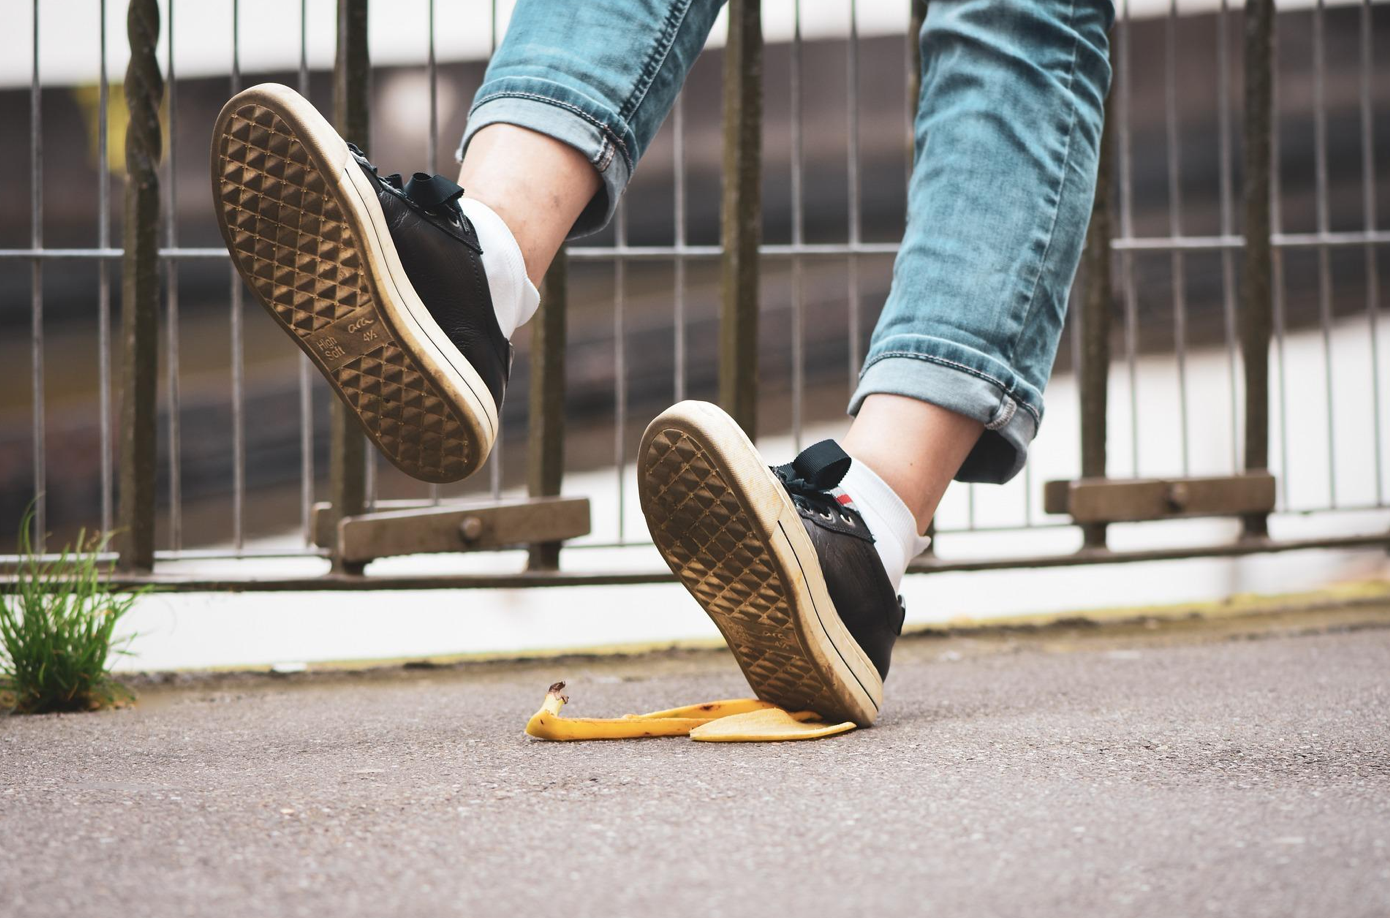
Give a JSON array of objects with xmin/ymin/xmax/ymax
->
[{"xmin": 459, "ymin": 0, "xmax": 1114, "ymax": 483}]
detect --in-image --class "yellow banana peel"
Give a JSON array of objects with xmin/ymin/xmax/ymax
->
[
  {"xmin": 525, "ymin": 683, "xmax": 710, "ymax": 740},
  {"xmin": 621, "ymin": 698, "xmax": 778, "ymax": 720},
  {"xmin": 689, "ymin": 707, "xmax": 857, "ymax": 742},
  {"xmin": 524, "ymin": 682, "xmax": 856, "ymax": 742}
]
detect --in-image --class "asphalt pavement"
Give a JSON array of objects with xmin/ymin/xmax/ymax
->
[{"xmin": 3, "ymin": 605, "xmax": 1389, "ymax": 918}]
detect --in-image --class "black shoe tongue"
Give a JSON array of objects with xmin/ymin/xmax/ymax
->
[
  {"xmin": 403, "ymin": 172, "xmax": 464, "ymax": 214},
  {"xmin": 790, "ymin": 440, "xmax": 852, "ymax": 490}
]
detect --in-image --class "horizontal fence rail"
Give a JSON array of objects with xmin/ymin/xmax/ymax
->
[{"xmin": 3, "ymin": 0, "xmax": 1387, "ymax": 588}]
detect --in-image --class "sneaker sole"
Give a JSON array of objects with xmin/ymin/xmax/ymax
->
[
  {"xmin": 638, "ymin": 400, "xmax": 883, "ymax": 726},
  {"xmin": 211, "ymin": 83, "xmax": 497, "ymax": 484}
]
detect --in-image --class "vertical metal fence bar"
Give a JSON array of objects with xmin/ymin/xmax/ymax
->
[
  {"xmin": 427, "ymin": 0, "xmax": 437, "ymax": 173},
  {"xmin": 1312, "ymin": 0, "xmax": 1337, "ymax": 508},
  {"xmin": 298, "ymin": 0, "xmax": 310, "ymax": 94},
  {"xmin": 229, "ymin": 0, "xmax": 246, "ymax": 552},
  {"xmin": 1164, "ymin": 0, "xmax": 1190, "ymax": 477},
  {"xmin": 1073, "ymin": 2, "xmax": 1119, "ymax": 541},
  {"xmin": 614, "ymin": 201, "xmax": 628, "ymax": 542},
  {"xmin": 1065, "ymin": 278, "xmax": 1083, "ymax": 538},
  {"xmin": 164, "ymin": 0, "xmax": 182, "ymax": 552},
  {"xmin": 29, "ymin": 0, "xmax": 45, "ymax": 552},
  {"xmin": 365, "ymin": 397, "xmax": 378, "ymax": 511},
  {"xmin": 488, "ymin": 0, "xmax": 503, "ymax": 502},
  {"xmin": 98, "ymin": 0, "xmax": 114, "ymax": 536},
  {"xmin": 846, "ymin": 0, "xmax": 861, "ymax": 394},
  {"xmin": 790, "ymin": 0, "xmax": 804, "ymax": 451},
  {"xmin": 719, "ymin": 0, "xmax": 762, "ymax": 435},
  {"xmin": 298, "ymin": 355, "xmax": 315, "ymax": 544},
  {"xmin": 1270, "ymin": 5, "xmax": 1290, "ymax": 511},
  {"xmin": 1080, "ymin": 59, "xmax": 1116, "ymax": 550},
  {"xmin": 364, "ymin": 12, "xmax": 379, "ymax": 515},
  {"xmin": 1118, "ymin": 0, "xmax": 1140, "ymax": 478},
  {"xmin": 118, "ymin": 0, "xmax": 163, "ymax": 571},
  {"xmin": 298, "ymin": 0, "xmax": 315, "ymax": 541},
  {"xmin": 1216, "ymin": 0, "xmax": 1240, "ymax": 472},
  {"xmin": 907, "ymin": 0, "xmax": 924, "ymax": 190},
  {"xmin": 528, "ymin": 247, "xmax": 567, "ymax": 570},
  {"xmin": 909, "ymin": 0, "xmax": 933, "ymax": 555},
  {"xmin": 967, "ymin": 16, "xmax": 978, "ymax": 536},
  {"xmin": 1024, "ymin": 451, "xmax": 1034, "ymax": 526},
  {"xmin": 426, "ymin": 0, "xmax": 442, "ymax": 506},
  {"xmin": 673, "ymin": 94, "xmax": 687, "ymax": 403},
  {"xmin": 328, "ymin": 0, "xmax": 371, "ymax": 571},
  {"xmin": 1241, "ymin": 0, "xmax": 1275, "ymax": 537},
  {"xmin": 1361, "ymin": 0, "xmax": 1384, "ymax": 506}
]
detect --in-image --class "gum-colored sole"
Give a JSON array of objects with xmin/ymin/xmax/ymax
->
[
  {"xmin": 211, "ymin": 83, "xmax": 496, "ymax": 483},
  {"xmin": 638, "ymin": 400, "xmax": 883, "ymax": 727}
]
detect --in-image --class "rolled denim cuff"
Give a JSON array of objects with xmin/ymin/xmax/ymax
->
[
  {"xmin": 456, "ymin": 77, "xmax": 633, "ymax": 239},
  {"xmin": 848, "ymin": 336, "xmax": 1044, "ymax": 485}
]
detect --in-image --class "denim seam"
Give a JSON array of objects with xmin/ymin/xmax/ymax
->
[
  {"xmin": 861, "ymin": 350, "xmax": 1043, "ymax": 425},
  {"xmin": 1004, "ymin": 0, "xmax": 1083, "ymax": 370},
  {"xmin": 471, "ymin": 89, "xmax": 632, "ymax": 171},
  {"xmin": 619, "ymin": 0, "xmax": 694, "ymax": 125},
  {"xmin": 595, "ymin": 138, "xmax": 615, "ymax": 172},
  {"xmin": 984, "ymin": 397, "xmax": 1017, "ymax": 431}
]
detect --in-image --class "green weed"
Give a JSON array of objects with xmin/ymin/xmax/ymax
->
[{"xmin": 0, "ymin": 507, "xmax": 142, "ymax": 714}]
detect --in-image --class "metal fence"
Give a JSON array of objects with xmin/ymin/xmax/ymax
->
[{"xmin": 3, "ymin": 0, "xmax": 1388, "ymax": 588}]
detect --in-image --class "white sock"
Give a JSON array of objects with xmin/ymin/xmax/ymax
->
[
  {"xmin": 837, "ymin": 455, "xmax": 932, "ymax": 592},
  {"xmin": 458, "ymin": 196, "xmax": 539, "ymax": 339}
]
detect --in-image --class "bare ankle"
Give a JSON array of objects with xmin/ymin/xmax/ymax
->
[
  {"xmin": 842, "ymin": 394, "xmax": 983, "ymax": 531},
  {"xmin": 456, "ymin": 124, "xmax": 601, "ymax": 284}
]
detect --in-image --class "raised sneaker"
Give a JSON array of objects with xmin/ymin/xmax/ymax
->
[
  {"xmin": 211, "ymin": 83, "xmax": 509, "ymax": 483},
  {"xmin": 638, "ymin": 400, "xmax": 907, "ymax": 726}
]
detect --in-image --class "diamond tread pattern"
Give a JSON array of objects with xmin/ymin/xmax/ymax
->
[
  {"xmin": 642, "ymin": 428, "xmax": 843, "ymax": 716},
  {"xmin": 214, "ymin": 102, "xmax": 473, "ymax": 482}
]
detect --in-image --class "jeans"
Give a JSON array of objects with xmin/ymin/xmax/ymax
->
[{"xmin": 459, "ymin": 0, "xmax": 1114, "ymax": 483}]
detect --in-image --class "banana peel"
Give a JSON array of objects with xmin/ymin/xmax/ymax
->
[
  {"xmin": 524, "ymin": 682, "xmax": 856, "ymax": 742},
  {"xmin": 621, "ymin": 698, "xmax": 776, "ymax": 720},
  {"xmin": 689, "ymin": 707, "xmax": 857, "ymax": 742}
]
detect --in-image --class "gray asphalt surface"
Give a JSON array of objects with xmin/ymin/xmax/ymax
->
[{"xmin": 3, "ymin": 608, "xmax": 1389, "ymax": 918}]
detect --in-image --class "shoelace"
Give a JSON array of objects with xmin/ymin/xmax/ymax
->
[
  {"xmin": 771, "ymin": 439, "xmax": 853, "ymax": 500},
  {"xmin": 349, "ymin": 142, "xmax": 466, "ymax": 224}
]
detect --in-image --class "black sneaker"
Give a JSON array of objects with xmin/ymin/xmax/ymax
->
[
  {"xmin": 211, "ymin": 83, "xmax": 508, "ymax": 483},
  {"xmin": 639, "ymin": 401, "xmax": 906, "ymax": 726}
]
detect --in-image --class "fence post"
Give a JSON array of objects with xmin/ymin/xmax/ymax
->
[
  {"xmin": 1241, "ymin": 0, "xmax": 1274, "ymax": 539},
  {"xmin": 117, "ymin": 0, "xmax": 163, "ymax": 572},
  {"xmin": 908, "ymin": 0, "xmax": 933, "ymax": 556},
  {"xmin": 327, "ymin": 0, "xmax": 370, "ymax": 572},
  {"xmin": 719, "ymin": 0, "xmax": 762, "ymax": 435},
  {"xmin": 528, "ymin": 247, "xmax": 568, "ymax": 571},
  {"xmin": 1078, "ymin": 55, "xmax": 1117, "ymax": 551}
]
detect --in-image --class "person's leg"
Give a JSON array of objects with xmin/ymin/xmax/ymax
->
[
  {"xmin": 638, "ymin": 0, "xmax": 1112, "ymax": 726},
  {"xmin": 455, "ymin": 0, "xmax": 726, "ymax": 285},
  {"xmin": 841, "ymin": 396, "xmax": 982, "ymax": 533},
  {"xmin": 457, "ymin": 125, "xmax": 599, "ymax": 287},
  {"xmin": 211, "ymin": 1, "xmax": 720, "ymax": 486},
  {"xmin": 844, "ymin": 0, "xmax": 1114, "ymax": 536}
]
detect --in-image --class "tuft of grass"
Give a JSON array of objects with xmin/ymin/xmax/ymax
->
[{"xmin": 0, "ymin": 506, "xmax": 142, "ymax": 714}]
